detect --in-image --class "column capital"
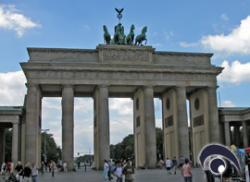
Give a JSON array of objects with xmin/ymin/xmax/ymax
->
[
  {"xmin": 97, "ymin": 84, "xmax": 109, "ymax": 89},
  {"xmin": 63, "ymin": 84, "xmax": 74, "ymax": 89},
  {"xmin": 175, "ymin": 86, "xmax": 186, "ymax": 91}
]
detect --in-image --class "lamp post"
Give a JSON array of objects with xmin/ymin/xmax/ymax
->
[{"xmin": 41, "ymin": 129, "xmax": 50, "ymax": 163}]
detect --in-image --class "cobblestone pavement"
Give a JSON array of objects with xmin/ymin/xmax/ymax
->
[{"xmin": 37, "ymin": 167, "xmax": 207, "ymax": 182}]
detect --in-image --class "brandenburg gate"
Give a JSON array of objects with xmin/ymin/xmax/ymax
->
[{"xmin": 20, "ymin": 44, "xmax": 222, "ymax": 169}]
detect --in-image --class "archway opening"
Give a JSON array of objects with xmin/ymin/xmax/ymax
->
[
  {"xmin": 41, "ymin": 97, "xmax": 62, "ymax": 163},
  {"xmin": 154, "ymin": 98, "xmax": 163, "ymax": 161},
  {"xmin": 109, "ymin": 98, "xmax": 133, "ymax": 161},
  {"xmin": 74, "ymin": 97, "xmax": 94, "ymax": 166}
]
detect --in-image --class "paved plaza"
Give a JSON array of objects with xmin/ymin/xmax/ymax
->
[{"xmin": 37, "ymin": 168, "xmax": 206, "ymax": 182}]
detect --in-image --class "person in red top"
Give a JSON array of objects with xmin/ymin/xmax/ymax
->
[{"xmin": 181, "ymin": 158, "xmax": 192, "ymax": 182}]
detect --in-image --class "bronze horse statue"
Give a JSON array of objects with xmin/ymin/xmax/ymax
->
[
  {"xmin": 135, "ymin": 26, "xmax": 147, "ymax": 46},
  {"xmin": 103, "ymin": 25, "xmax": 111, "ymax": 44},
  {"xmin": 113, "ymin": 23, "xmax": 126, "ymax": 45},
  {"xmin": 126, "ymin": 24, "xmax": 135, "ymax": 45}
]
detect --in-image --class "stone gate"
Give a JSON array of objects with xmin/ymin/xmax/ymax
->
[{"xmin": 18, "ymin": 44, "xmax": 222, "ymax": 169}]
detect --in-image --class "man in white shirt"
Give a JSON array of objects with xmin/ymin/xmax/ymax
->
[{"xmin": 165, "ymin": 158, "xmax": 173, "ymax": 174}]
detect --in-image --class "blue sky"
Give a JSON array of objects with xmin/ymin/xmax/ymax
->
[{"xmin": 0, "ymin": 0, "xmax": 250, "ymax": 155}]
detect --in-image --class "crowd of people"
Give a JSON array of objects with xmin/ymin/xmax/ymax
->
[
  {"xmin": 0, "ymin": 156, "xmax": 197, "ymax": 182},
  {"xmin": 0, "ymin": 160, "xmax": 60, "ymax": 182},
  {"xmin": 102, "ymin": 157, "xmax": 193, "ymax": 182},
  {"xmin": 103, "ymin": 159, "xmax": 135, "ymax": 182}
]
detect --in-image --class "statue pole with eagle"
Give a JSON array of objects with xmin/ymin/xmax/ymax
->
[{"xmin": 103, "ymin": 8, "xmax": 147, "ymax": 46}]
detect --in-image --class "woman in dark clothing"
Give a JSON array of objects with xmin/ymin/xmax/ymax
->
[{"xmin": 23, "ymin": 163, "xmax": 32, "ymax": 182}]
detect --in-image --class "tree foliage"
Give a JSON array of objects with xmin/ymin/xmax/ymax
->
[
  {"xmin": 41, "ymin": 132, "xmax": 61, "ymax": 162},
  {"xmin": 110, "ymin": 128, "xmax": 163, "ymax": 160}
]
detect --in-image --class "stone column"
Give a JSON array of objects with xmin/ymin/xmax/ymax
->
[
  {"xmin": 12, "ymin": 123, "xmax": 19, "ymax": 164},
  {"xmin": 224, "ymin": 122, "xmax": 231, "ymax": 146},
  {"xmin": 0, "ymin": 128, "xmax": 5, "ymax": 164},
  {"xmin": 61, "ymin": 85, "xmax": 74, "ymax": 170},
  {"xmin": 143, "ymin": 86, "xmax": 156, "ymax": 168},
  {"xmin": 176, "ymin": 86, "xmax": 190, "ymax": 158},
  {"xmin": 242, "ymin": 121, "xmax": 249, "ymax": 148},
  {"xmin": 25, "ymin": 84, "xmax": 41, "ymax": 166},
  {"xmin": 94, "ymin": 85, "xmax": 110, "ymax": 170},
  {"xmin": 207, "ymin": 87, "xmax": 220, "ymax": 143}
]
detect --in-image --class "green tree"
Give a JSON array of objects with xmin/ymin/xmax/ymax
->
[
  {"xmin": 156, "ymin": 127, "xmax": 163, "ymax": 160},
  {"xmin": 41, "ymin": 132, "xmax": 61, "ymax": 163},
  {"xmin": 110, "ymin": 128, "xmax": 163, "ymax": 160}
]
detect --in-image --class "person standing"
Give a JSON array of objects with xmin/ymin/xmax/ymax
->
[
  {"xmin": 181, "ymin": 159, "xmax": 192, "ymax": 182},
  {"xmin": 113, "ymin": 161, "xmax": 123, "ymax": 182},
  {"xmin": 51, "ymin": 161, "xmax": 56, "ymax": 177},
  {"xmin": 165, "ymin": 158, "xmax": 173, "ymax": 174},
  {"xmin": 84, "ymin": 161, "xmax": 87, "ymax": 172},
  {"xmin": 31, "ymin": 163, "xmax": 38, "ymax": 182},
  {"xmin": 103, "ymin": 160, "xmax": 109, "ymax": 181},
  {"xmin": 123, "ymin": 159, "xmax": 134, "ymax": 182},
  {"xmin": 40, "ymin": 161, "xmax": 45, "ymax": 175}
]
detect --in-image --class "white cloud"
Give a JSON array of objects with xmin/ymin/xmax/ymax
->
[
  {"xmin": 0, "ymin": 71, "xmax": 26, "ymax": 106},
  {"xmin": 218, "ymin": 60, "xmax": 250, "ymax": 83},
  {"xmin": 201, "ymin": 16, "xmax": 250, "ymax": 54},
  {"xmin": 0, "ymin": 4, "xmax": 39, "ymax": 37},
  {"xmin": 222, "ymin": 100, "xmax": 235, "ymax": 107}
]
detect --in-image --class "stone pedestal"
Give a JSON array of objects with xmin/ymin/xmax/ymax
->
[
  {"xmin": 61, "ymin": 85, "xmax": 74, "ymax": 170},
  {"xmin": 207, "ymin": 87, "xmax": 220, "ymax": 143},
  {"xmin": 224, "ymin": 122, "xmax": 231, "ymax": 146},
  {"xmin": 12, "ymin": 123, "xmax": 19, "ymax": 164},
  {"xmin": 94, "ymin": 85, "xmax": 110, "ymax": 170},
  {"xmin": 0, "ymin": 128, "xmax": 5, "ymax": 164},
  {"xmin": 25, "ymin": 84, "xmax": 41, "ymax": 166},
  {"xmin": 176, "ymin": 87, "xmax": 190, "ymax": 158}
]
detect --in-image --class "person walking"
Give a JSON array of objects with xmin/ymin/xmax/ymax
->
[
  {"xmin": 172, "ymin": 156, "xmax": 177, "ymax": 175},
  {"xmin": 51, "ymin": 161, "xmax": 56, "ymax": 177},
  {"xmin": 165, "ymin": 157, "xmax": 173, "ymax": 174},
  {"xmin": 181, "ymin": 158, "xmax": 192, "ymax": 182},
  {"xmin": 23, "ymin": 163, "xmax": 32, "ymax": 182},
  {"xmin": 31, "ymin": 163, "xmax": 38, "ymax": 182}
]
